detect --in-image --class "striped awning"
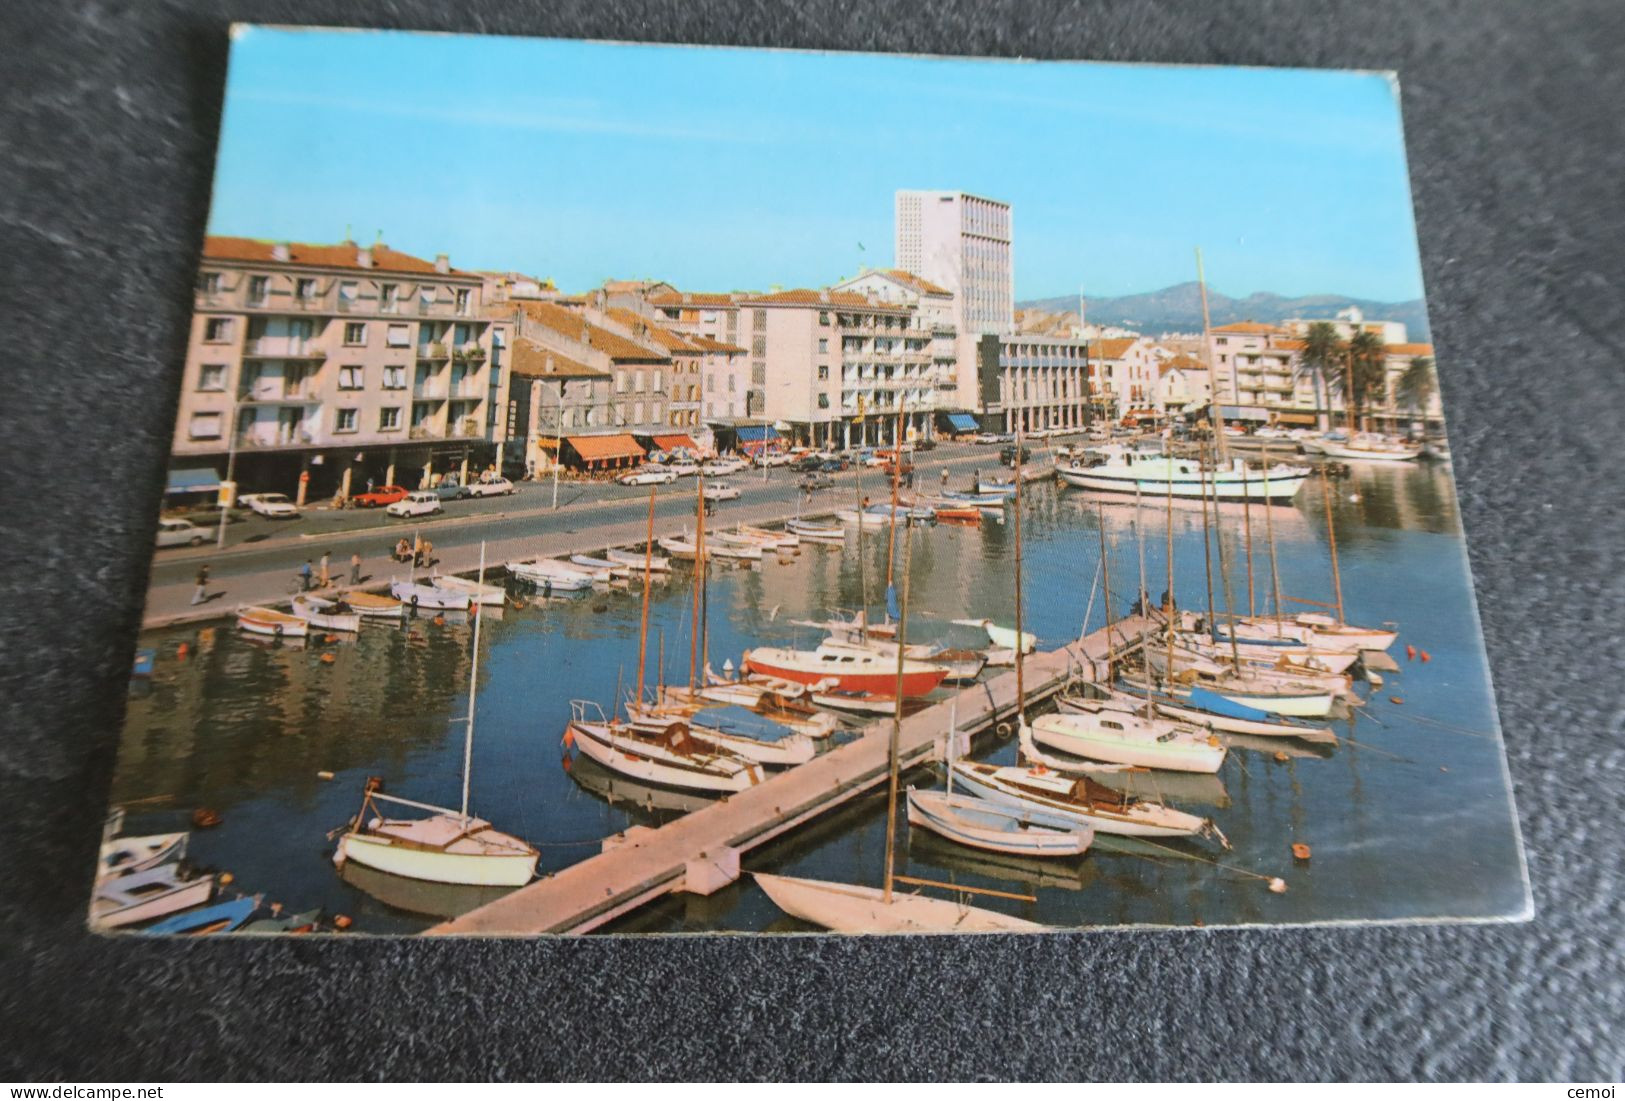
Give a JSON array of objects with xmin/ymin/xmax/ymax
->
[
  {"xmin": 165, "ymin": 466, "xmax": 222, "ymax": 494},
  {"xmin": 944, "ymin": 413, "xmax": 979, "ymax": 432},
  {"xmin": 652, "ymin": 434, "xmax": 699, "ymax": 452},
  {"xmin": 566, "ymin": 434, "xmax": 644, "ymax": 462}
]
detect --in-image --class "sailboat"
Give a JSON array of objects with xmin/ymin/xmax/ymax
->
[
  {"xmin": 755, "ymin": 457, "xmax": 1047, "ymax": 933},
  {"xmin": 562, "ymin": 487, "xmax": 768, "ymax": 794},
  {"xmin": 333, "ymin": 544, "xmax": 539, "ymax": 888}
]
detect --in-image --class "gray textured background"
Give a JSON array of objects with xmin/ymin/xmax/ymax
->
[{"xmin": 2, "ymin": 0, "xmax": 1623, "ymax": 1081}]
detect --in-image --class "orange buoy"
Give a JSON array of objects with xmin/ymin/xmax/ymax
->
[
  {"xmin": 1273, "ymin": 751, "xmax": 1290, "ymax": 763},
  {"xmin": 333, "ymin": 914, "xmax": 353, "ymax": 930},
  {"xmin": 1420, "ymin": 650, "xmax": 1432, "ymax": 663},
  {"xmin": 219, "ymin": 872, "xmax": 234, "ymax": 885},
  {"xmin": 191, "ymin": 807, "xmax": 222, "ymax": 829},
  {"xmin": 320, "ymin": 653, "xmax": 336, "ymax": 664},
  {"xmin": 1405, "ymin": 644, "xmax": 1416, "ymax": 661},
  {"xmin": 1389, "ymin": 696, "xmax": 1404, "ymax": 704},
  {"xmin": 1292, "ymin": 843, "xmax": 1312, "ymax": 860},
  {"xmin": 324, "ymin": 633, "xmax": 338, "ymax": 644},
  {"xmin": 176, "ymin": 642, "xmax": 190, "ymax": 660},
  {"xmin": 433, "ymin": 615, "xmax": 446, "ymax": 626}
]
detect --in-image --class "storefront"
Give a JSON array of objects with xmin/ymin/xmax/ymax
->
[{"xmin": 563, "ymin": 433, "xmax": 645, "ymax": 472}]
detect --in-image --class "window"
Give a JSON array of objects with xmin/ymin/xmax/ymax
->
[
  {"xmin": 339, "ymin": 281, "xmax": 358, "ymax": 306},
  {"xmin": 382, "ymin": 365, "xmax": 405, "ymax": 390},
  {"xmin": 381, "ymin": 284, "xmax": 400, "ymax": 312},
  {"xmin": 818, "ymin": 338, "xmax": 829, "ymax": 354},
  {"xmin": 419, "ymin": 286, "xmax": 436, "ymax": 311},
  {"xmin": 386, "ymin": 324, "xmax": 410, "ymax": 348},
  {"xmin": 344, "ymin": 322, "xmax": 366, "ymax": 346},
  {"xmin": 817, "ymin": 365, "xmax": 829, "ymax": 381},
  {"xmin": 197, "ymin": 271, "xmax": 221, "ymax": 297},
  {"xmin": 634, "ymin": 370, "xmax": 645, "ymax": 391},
  {"xmin": 453, "ymin": 323, "xmax": 471, "ymax": 346},
  {"xmin": 203, "ymin": 318, "xmax": 233, "ymax": 343},
  {"xmin": 455, "ymin": 289, "xmax": 471, "ymax": 316},
  {"xmin": 379, "ymin": 407, "xmax": 401, "ymax": 431},
  {"xmin": 727, "ymin": 375, "xmax": 736, "ymax": 393},
  {"xmin": 188, "ymin": 411, "xmax": 222, "ymax": 439},
  {"xmin": 817, "ymin": 394, "xmax": 830, "ymax": 409},
  {"xmin": 653, "ymin": 369, "xmax": 663, "ymax": 391},
  {"xmin": 295, "ymin": 277, "xmax": 316, "ymax": 302},
  {"xmin": 197, "ymin": 364, "xmax": 226, "ymax": 392},
  {"xmin": 819, "ymin": 311, "xmax": 829, "ymax": 325},
  {"xmin": 633, "ymin": 402, "xmax": 645, "ymax": 424},
  {"xmin": 247, "ymin": 276, "xmax": 269, "ymax": 305},
  {"xmin": 339, "ymin": 366, "xmax": 364, "ymax": 390},
  {"xmin": 616, "ymin": 373, "xmax": 629, "ymax": 394},
  {"xmin": 335, "ymin": 408, "xmax": 358, "ymax": 433}
]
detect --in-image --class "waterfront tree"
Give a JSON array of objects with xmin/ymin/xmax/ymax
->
[
  {"xmin": 1296, "ymin": 321, "xmax": 1343, "ymax": 430},
  {"xmin": 1396, "ymin": 355, "xmax": 1436, "ymax": 418}
]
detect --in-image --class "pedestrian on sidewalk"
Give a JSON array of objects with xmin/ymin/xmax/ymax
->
[
  {"xmin": 366, "ymin": 477, "xmax": 376, "ymax": 495},
  {"xmin": 299, "ymin": 559, "xmax": 313, "ymax": 592},
  {"xmin": 319, "ymin": 551, "xmax": 331, "ymax": 588},
  {"xmin": 412, "ymin": 534, "xmax": 424, "ymax": 568},
  {"xmin": 349, "ymin": 551, "xmax": 362, "ymax": 585},
  {"xmin": 421, "ymin": 539, "xmax": 434, "ymax": 568},
  {"xmin": 939, "ymin": 467, "xmax": 949, "ymax": 489},
  {"xmin": 191, "ymin": 564, "xmax": 210, "ymax": 605}
]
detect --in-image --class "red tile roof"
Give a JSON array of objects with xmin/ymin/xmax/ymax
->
[
  {"xmin": 520, "ymin": 301, "xmax": 668, "ymax": 363},
  {"xmin": 201, "ymin": 236, "xmax": 470, "ymax": 276},
  {"xmin": 879, "ymin": 269, "xmax": 952, "ymax": 296},
  {"xmin": 742, "ymin": 289, "xmax": 909, "ymax": 312},
  {"xmin": 603, "ymin": 308, "xmax": 701, "ymax": 354},
  {"xmin": 1210, "ymin": 322, "xmax": 1283, "ymax": 335},
  {"xmin": 689, "ymin": 334, "xmax": 746, "ymax": 355},
  {"xmin": 1387, "ymin": 343, "xmax": 1435, "ymax": 357},
  {"xmin": 647, "ymin": 291, "xmax": 742, "ymax": 307},
  {"xmin": 1088, "ymin": 337, "xmax": 1139, "ymax": 359},
  {"xmin": 510, "ymin": 337, "xmax": 608, "ymax": 380}
]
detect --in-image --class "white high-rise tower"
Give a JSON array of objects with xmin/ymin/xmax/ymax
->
[{"xmin": 894, "ymin": 190, "xmax": 1013, "ymax": 336}]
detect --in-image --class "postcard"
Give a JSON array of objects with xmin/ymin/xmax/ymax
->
[{"xmin": 99, "ymin": 26, "xmax": 1527, "ymax": 936}]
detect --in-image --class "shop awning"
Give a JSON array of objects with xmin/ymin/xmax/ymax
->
[
  {"xmin": 165, "ymin": 466, "xmax": 222, "ymax": 495},
  {"xmin": 652, "ymin": 434, "xmax": 699, "ymax": 453},
  {"xmin": 944, "ymin": 413, "xmax": 979, "ymax": 432},
  {"xmin": 1274, "ymin": 411, "xmax": 1319, "ymax": 426},
  {"xmin": 566, "ymin": 434, "xmax": 644, "ymax": 463},
  {"xmin": 734, "ymin": 424, "xmax": 781, "ymax": 454}
]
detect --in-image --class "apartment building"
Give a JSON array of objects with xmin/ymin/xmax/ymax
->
[
  {"xmin": 1089, "ymin": 337, "xmax": 1161, "ymax": 418},
  {"xmin": 505, "ymin": 338, "xmax": 612, "ymax": 476},
  {"xmin": 831, "ymin": 268, "xmax": 964, "ymax": 411},
  {"xmin": 600, "ymin": 307, "xmax": 707, "ymax": 434},
  {"xmin": 1155, "ymin": 354, "xmax": 1211, "ymax": 415},
  {"xmin": 176, "ymin": 237, "xmax": 508, "ymax": 502},
  {"xmin": 894, "ymin": 190, "xmax": 1014, "ymax": 337},
  {"xmin": 982, "ymin": 335, "xmax": 1099, "ymax": 433},
  {"xmin": 636, "ymin": 291, "xmax": 753, "ymax": 427}
]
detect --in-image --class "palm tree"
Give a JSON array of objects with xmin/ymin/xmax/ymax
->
[
  {"xmin": 1338, "ymin": 329, "xmax": 1388, "ymax": 431},
  {"xmin": 1395, "ymin": 355, "xmax": 1436, "ymax": 419},
  {"xmin": 1296, "ymin": 321, "xmax": 1343, "ymax": 430}
]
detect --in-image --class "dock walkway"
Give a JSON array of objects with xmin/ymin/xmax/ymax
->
[{"xmin": 429, "ymin": 615, "xmax": 1152, "ymax": 935}]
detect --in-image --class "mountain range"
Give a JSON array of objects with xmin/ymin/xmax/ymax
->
[{"xmin": 1017, "ymin": 282, "xmax": 1429, "ymax": 341}]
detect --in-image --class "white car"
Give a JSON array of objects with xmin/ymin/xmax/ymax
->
[
  {"xmin": 754, "ymin": 451, "xmax": 794, "ymax": 467},
  {"xmin": 703, "ymin": 482, "xmax": 742, "ymax": 502},
  {"xmin": 701, "ymin": 458, "xmax": 747, "ymax": 476},
  {"xmin": 238, "ymin": 492, "xmax": 300, "ymax": 519},
  {"xmin": 386, "ymin": 491, "xmax": 443, "ymax": 518},
  {"xmin": 667, "ymin": 460, "xmax": 701, "ymax": 477},
  {"xmin": 972, "ymin": 432, "xmax": 1002, "ymax": 445},
  {"xmin": 619, "ymin": 467, "xmax": 678, "ymax": 486},
  {"xmin": 155, "ymin": 518, "xmax": 207, "ymax": 548},
  {"xmin": 465, "ymin": 477, "xmax": 515, "ymax": 498}
]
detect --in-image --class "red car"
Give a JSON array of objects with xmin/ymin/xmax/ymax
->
[{"xmin": 352, "ymin": 484, "xmax": 409, "ymax": 508}]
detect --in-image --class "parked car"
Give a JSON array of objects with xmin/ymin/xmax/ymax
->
[
  {"xmin": 972, "ymin": 432, "xmax": 1002, "ymax": 445},
  {"xmin": 618, "ymin": 467, "xmax": 678, "ymax": 486},
  {"xmin": 352, "ymin": 485, "xmax": 409, "ymax": 508},
  {"xmin": 702, "ymin": 458, "xmax": 746, "ymax": 476},
  {"xmin": 754, "ymin": 451, "xmax": 794, "ymax": 468},
  {"xmin": 432, "ymin": 483, "xmax": 469, "ymax": 502},
  {"xmin": 238, "ymin": 492, "xmax": 300, "ymax": 519},
  {"xmin": 156, "ymin": 518, "xmax": 207, "ymax": 548},
  {"xmin": 703, "ymin": 481, "xmax": 742, "ymax": 502},
  {"xmin": 914, "ymin": 437, "xmax": 937, "ymax": 451},
  {"xmin": 799, "ymin": 472, "xmax": 835, "ymax": 490},
  {"xmin": 791, "ymin": 455, "xmax": 824, "ymax": 473},
  {"xmin": 465, "ymin": 477, "xmax": 515, "ymax": 497},
  {"xmin": 819, "ymin": 457, "xmax": 849, "ymax": 472},
  {"xmin": 386, "ymin": 491, "xmax": 444, "ymax": 518},
  {"xmin": 667, "ymin": 459, "xmax": 701, "ymax": 477},
  {"xmin": 999, "ymin": 445, "xmax": 1033, "ymax": 466}
]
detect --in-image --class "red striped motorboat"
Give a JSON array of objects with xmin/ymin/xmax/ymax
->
[{"xmin": 743, "ymin": 640, "xmax": 947, "ymax": 698}]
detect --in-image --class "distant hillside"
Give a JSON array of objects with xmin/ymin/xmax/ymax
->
[{"xmin": 1019, "ymin": 282, "xmax": 1429, "ymax": 341}]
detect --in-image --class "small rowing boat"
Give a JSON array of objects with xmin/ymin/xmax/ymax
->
[
  {"xmin": 236, "ymin": 605, "xmax": 309, "ymax": 638},
  {"xmin": 506, "ymin": 557, "xmax": 597, "ymax": 590},
  {"xmin": 339, "ymin": 590, "xmax": 404, "ymax": 618},
  {"xmin": 605, "ymin": 547, "xmax": 671, "ymax": 572},
  {"xmin": 785, "ymin": 518, "xmax": 846, "ymax": 543},
  {"xmin": 389, "ymin": 579, "xmax": 472, "ymax": 610},
  {"xmin": 431, "ymin": 573, "xmax": 508, "ymax": 606},
  {"xmin": 290, "ymin": 594, "xmax": 362, "ymax": 632}
]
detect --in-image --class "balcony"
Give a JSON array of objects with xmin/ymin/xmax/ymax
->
[
  {"xmin": 452, "ymin": 344, "xmax": 487, "ymax": 364},
  {"xmin": 414, "ymin": 383, "xmax": 448, "ymax": 400},
  {"xmin": 409, "ymin": 424, "xmax": 440, "ymax": 440},
  {"xmin": 417, "ymin": 342, "xmax": 449, "ymax": 360},
  {"xmin": 244, "ymin": 337, "xmax": 326, "ymax": 359},
  {"xmin": 454, "ymin": 416, "xmax": 483, "ymax": 437},
  {"xmin": 237, "ymin": 427, "xmax": 316, "ymax": 448}
]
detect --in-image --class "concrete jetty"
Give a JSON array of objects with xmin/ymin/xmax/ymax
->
[{"xmin": 428, "ymin": 615, "xmax": 1153, "ymax": 935}]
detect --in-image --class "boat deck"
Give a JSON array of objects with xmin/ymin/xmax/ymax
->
[{"xmin": 427, "ymin": 616, "xmax": 1153, "ymax": 935}]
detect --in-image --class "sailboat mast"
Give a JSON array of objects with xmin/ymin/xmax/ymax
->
[
  {"xmin": 1096, "ymin": 501, "xmax": 1113, "ymax": 680},
  {"xmin": 1165, "ymin": 456, "xmax": 1176, "ymax": 680},
  {"xmin": 885, "ymin": 406, "xmax": 904, "ymax": 601},
  {"xmin": 1013, "ymin": 423, "xmax": 1026, "ymax": 719},
  {"xmin": 1134, "ymin": 483, "xmax": 1152, "ymax": 714},
  {"xmin": 699, "ymin": 472, "xmax": 709, "ymax": 676},
  {"xmin": 1199, "ymin": 453, "xmax": 1217, "ymax": 640},
  {"xmin": 459, "ymin": 542, "xmax": 487, "ymax": 819},
  {"xmin": 690, "ymin": 475, "xmax": 702, "ymax": 690},
  {"xmin": 1261, "ymin": 461, "xmax": 1284, "ymax": 635},
  {"xmin": 1320, "ymin": 465, "xmax": 1347, "ymax": 624},
  {"xmin": 1208, "ymin": 449, "xmax": 1243, "ymax": 669},
  {"xmin": 882, "ymin": 517, "xmax": 915, "ymax": 904},
  {"xmin": 1241, "ymin": 465, "xmax": 1256, "ymax": 617},
  {"xmin": 1197, "ymin": 247, "xmax": 1229, "ymax": 464},
  {"xmin": 636, "ymin": 488, "xmax": 655, "ymax": 704}
]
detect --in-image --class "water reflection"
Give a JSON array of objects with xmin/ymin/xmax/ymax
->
[{"xmin": 110, "ymin": 460, "xmax": 1520, "ymax": 934}]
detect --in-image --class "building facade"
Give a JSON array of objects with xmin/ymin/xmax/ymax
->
[
  {"xmin": 982, "ymin": 335, "xmax": 1099, "ymax": 433},
  {"xmin": 177, "ymin": 237, "xmax": 509, "ymax": 502},
  {"xmin": 894, "ymin": 190, "xmax": 1014, "ymax": 337}
]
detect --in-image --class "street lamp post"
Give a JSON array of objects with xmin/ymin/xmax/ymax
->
[
  {"xmin": 551, "ymin": 382, "xmax": 564, "ymax": 510},
  {"xmin": 216, "ymin": 402, "xmax": 240, "ymax": 549}
]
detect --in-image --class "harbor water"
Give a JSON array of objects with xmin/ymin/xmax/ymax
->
[{"xmin": 110, "ymin": 460, "xmax": 1526, "ymax": 933}]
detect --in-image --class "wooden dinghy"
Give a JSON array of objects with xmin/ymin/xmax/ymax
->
[
  {"xmin": 752, "ymin": 873, "xmax": 1043, "ymax": 934},
  {"xmin": 949, "ymin": 758, "xmax": 1221, "ymax": 842},
  {"xmin": 290, "ymin": 594, "xmax": 361, "ymax": 632},
  {"xmin": 389, "ymin": 579, "xmax": 472, "ymax": 611},
  {"xmin": 89, "ymin": 865, "xmax": 215, "ymax": 930},
  {"xmin": 906, "ymin": 788, "xmax": 1093, "ymax": 858},
  {"xmin": 139, "ymin": 896, "xmax": 258, "ymax": 936},
  {"xmin": 99, "ymin": 831, "xmax": 188, "ymax": 879},
  {"xmin": 785, "ymin": 518, "xmax": 846, "ymax": 544},
  {"xmin": 339, "ymin": 590, "xmax": 404, "ymax": 618},
  {"xmin": 431, "ymin": 573, "xmax": 507, "ymax": 606},
  {"xmin": 606, "ymin": 547, "xmax": 671, "ymax": 572},
  {"xmin": 236, "ymin": 605, "xmax": 309, "ymax": 638}
]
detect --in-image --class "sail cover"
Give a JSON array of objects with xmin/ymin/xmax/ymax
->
[
  {"xmin": 1186, "ymin": 686, "xmax": 1274, "ymax": 722},
  {"xmin": 691, "ymin": 705, "xmax": 794, "ymax": 743}
]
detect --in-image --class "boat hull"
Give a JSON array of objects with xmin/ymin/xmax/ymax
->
[
  {"xmin": 744, "ymin": 647, "xmax": 947, "ymax": 698},
  {"xmin": 236, "ymin": 607, "xmax": 309, "ymax": 638},
  {"xmin": 1032, "ymin": 714, "xmax": 1227, "ymax": 774},
  {"xmin": 752, "ymin": 873, "xmax": 1044, "ymax": 933},
  {"xmin": 567, "ymin": 720, "xmax": 765, "ymax": 794},
  {"xmin": 389, "ymin": 581, "xmax": 472, "ymax": 610},
  {"xmin": 950, "ymin": 762, "xmax": 1209, "ymax": 839},
  {"xmin": 1057, "ymin": 459, "xmax": 1307, "ymax": 502},
  {"xmin": 337, "ymin": 832, "xmax": 536, "ymax": 888},
  {"xmin": 906, "ymin": 789, "xmax": 1093, "ymax": 857}
]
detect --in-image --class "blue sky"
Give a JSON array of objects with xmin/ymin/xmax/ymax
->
[{"xmin": 209, "ymin": 27, "xmax": 1427, "ymax": 301}]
